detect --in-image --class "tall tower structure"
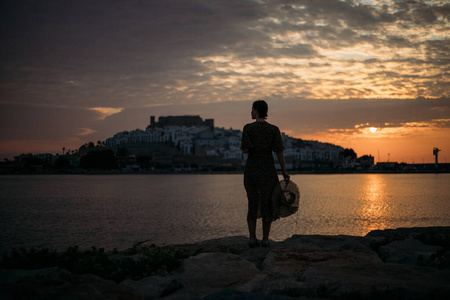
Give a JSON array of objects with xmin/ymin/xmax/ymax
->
[{"xmin": 433, "ymin": 147, "xmax": 441, "ymax": 169}]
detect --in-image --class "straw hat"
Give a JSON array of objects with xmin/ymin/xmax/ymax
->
[{"xmin": 272, "ymin": 179, "xmax": 300, "ymax": 218}]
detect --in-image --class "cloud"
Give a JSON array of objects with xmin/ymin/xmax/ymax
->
[
  {"xmin": 431, "ymin": 118, "xmax": 450, "ymax": 128},
  {"xmin": 77, "ymin": 128, "xmax": 96, "ymax": 136},
  {"xmin": 88, "ymin": 107, "xmax": 124, "ymax": 120},
  {"xmin": 0, "ymin": 0, "xmax": 449, "ymax": 160},
  {"xmin": 270, "ymin": 98, "xmax": 450, "ymax": 137},
  {"xmin": 430, "ymin": 106, "xmax": 449, "ymax": 112},
  {"xmin": 1, "ymin": 0, "xmax": 448, "ymax": 111}
]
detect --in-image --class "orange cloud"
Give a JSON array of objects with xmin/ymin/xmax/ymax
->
[
  {"xmin": 89, "ymin": 107, "xmax": 123, "ymax": 120},
  {"xmin": 77, "ymin": 128, "xmax": 96, "ymax": 136}
]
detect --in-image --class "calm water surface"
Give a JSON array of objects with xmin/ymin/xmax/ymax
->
[{"xmin": 0, "ymin": 174, "xmax": 449, "ymax": 254}]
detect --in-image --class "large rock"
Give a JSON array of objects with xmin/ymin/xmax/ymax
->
[
  {"xmin": 260, "ymin": 248, "xmax": 387, "ymax": 298},
  {"xmin": 203, "ymin": 289, "xmax": 292, "ymax": 300},
  {"xmin": 380, "ymin": 238, "xmax": 443, "ymax": 265},
  {"xmin": 0, "ymin": 267, "xmax": 141, "ymax": 300},
  {"xmin": 366, "ymin": 226, "xmax": 450, "ymax": 241},
  {"xmin": 281, "ymin": 234, "xmax": 377, "ymax": 252},
  {"xmin": 166, "ymin": 252, "xmax": 267, "ymax": 299},
  {"xmin": 120, "ymin": 276, "xmax": 181, "ymax": 299},
  {"xmin": 256, "ymin": 233, "xmax": 450, "ymax": 299},
  {"xmin": 262, "ymin": 248, "xmax": 382, "ymax": 277},
  {"xmin": 299, "ymin": 260, "xmax": 450, "ymax": 299}
]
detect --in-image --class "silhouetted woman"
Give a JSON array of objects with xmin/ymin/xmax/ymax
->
[{"xmin": 241, "ymin": 100, "xmax": 290, "ymax": 247}]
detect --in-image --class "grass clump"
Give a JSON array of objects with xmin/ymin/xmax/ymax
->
[{"xmin": 0, "ymin": 244, "xmax": 190, "ymax": 283}]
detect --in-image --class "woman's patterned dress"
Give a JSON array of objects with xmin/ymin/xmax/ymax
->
[{"xmin": 241, "ymin": 121, "xmax": 284, "ymax": 222}]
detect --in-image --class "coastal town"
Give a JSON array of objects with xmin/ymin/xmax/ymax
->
[
  {"xmin": 1, "ymin": 115, "xmax": 448, "ymax": 174},
  {"xmin": 105, "ymin": 115, "xmax": 361, "ymax": 171}
]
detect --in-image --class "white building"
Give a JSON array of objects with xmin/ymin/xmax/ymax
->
[
  {"xmin": 106, "ymin": 125, "xmax": 212, "ymax": 155},
  {"xmin": 105, "ymin": 118, "xmax": 347, "ymax": 167}
]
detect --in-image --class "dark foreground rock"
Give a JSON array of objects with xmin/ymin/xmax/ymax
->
[{"xmin": 1, "ymin": 227, "xmax": 450, "ymax": 299}]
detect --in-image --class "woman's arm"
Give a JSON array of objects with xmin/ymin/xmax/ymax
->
[
  {"xmin": 241, "ymin": 126, "xmax": 252, "ymax": 154},
  {"xmin": 276, "ymin": 151, "xmax": 290, "ymax": 181}
]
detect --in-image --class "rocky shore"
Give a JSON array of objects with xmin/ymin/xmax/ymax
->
[{"xmin": 1, "ymin": 227, "xmax": 449, "ymax": 299}]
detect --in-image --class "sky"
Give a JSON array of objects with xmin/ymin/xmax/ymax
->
[{"xmin": 1, "ymin": 0, "xmax": 449, "ymax": 163}]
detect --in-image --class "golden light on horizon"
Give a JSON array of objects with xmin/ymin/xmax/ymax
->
[{"xmin": 298, "ymin": 120, "xmax": 450, "ymax": 164}]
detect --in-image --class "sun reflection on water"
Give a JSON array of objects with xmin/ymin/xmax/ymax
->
[{"xmin": 359, "ymin": 174, "xmax": 390, "ymax": 233}]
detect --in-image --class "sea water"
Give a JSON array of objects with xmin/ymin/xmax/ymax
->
[{"xmin": 1, "ymin": 173, "xmax": 449, "ymax": 253}]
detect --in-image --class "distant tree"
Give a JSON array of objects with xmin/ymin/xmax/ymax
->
[
  {"xmin": 137, "ymin": 155, "xmax": 151, "ymax": 169},
  {"xmin": 54, "ymin": 156, "xmax": 71, "ymax": 170},
  {"xmin": 117, "ymin": 147, "xmax": 128, "ymax": 156},
  {"xmin": 80, "ymin": 149, "xmax": 117, "ymax": 170},
  {"xmin": 14, "ymin": 154, "xmax": 48, "ymax": 171},
  {"xmin": 294, "ymin": 139, "xmax": 304, "ymax": 147},
  {"xmin": 20, "ymin": 154, "xmax": 45, "ymax": 166},
  {"xmin": 341, "ymin": 148, "xmax": 357, "ymax": 159}
]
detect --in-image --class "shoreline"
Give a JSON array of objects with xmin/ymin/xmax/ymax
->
[
  {"xmin": 1, "ymin": 226, "xmax": 449, "ymax": 299},
  {"xmin": 2, "ymin": 169, "xmax": 450, "ymax": 175}
]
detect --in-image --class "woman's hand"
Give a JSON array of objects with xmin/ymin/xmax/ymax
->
[
  {"xmin": 276, "ymin": 151, "xmax": 290, "ymax": 183},
  {"xmin": 282, "ymin": 171, "xmax": 290, "ymax": 183}
]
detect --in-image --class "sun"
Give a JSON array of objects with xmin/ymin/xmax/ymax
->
[{"xmin": 369, "ymin": 127, "xmax": 378, "ymax": 133}]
